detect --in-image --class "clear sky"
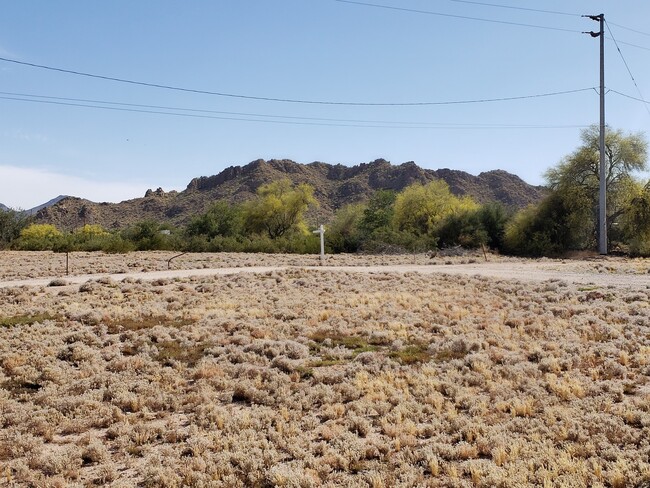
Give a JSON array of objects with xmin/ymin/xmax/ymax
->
[{"xmin": 1, "ymin": 1, "xmax": 650, "ymax": 209}]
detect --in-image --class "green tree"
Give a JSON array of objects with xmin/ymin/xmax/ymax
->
[
  {"xmin": 243, "ymin": 179, "xmax": 316, "ymax": 239},
  {"xmin": 74, "ymin": 224, "xmax": 109, "ymax": 238},
  {"xmin": 358, "ymin": 189, "xmax": 396, "ymax": 237},
  {"xmin": 122, "ymin": 220, "xmax": 178, "ymax": 250},
  {"xmin": 503, "ymin": 193, "xmax": 580, "ymax": 256},
  {"xmin": 0, "ymin": 209, "xmax": 29, "ymax": 249},
  {"xmin": 545, "ymin": 125, "xmax": 648, "ymax": 248},
  {"xmin": 15, "ymin": 223, "xmax": 63, "ymax": 251},
  {"xmin": 393, "ymin": 180, "xmax": 478, "ymax": 236},
  {"xmin": 620, "ymin": 181, "xmax": 650, "ymax": 256},
  {"xmin": 437, "ymin": 202, "xmax": 510, "ymax": 250},
  {"xmin": 20, "ymin": 223, "xmax": 62, "ymax": 240},
  {"xmin": 327, "ymin": 203, "xmax": 365, "ymax": 253},
  {"xmin": 187, "ymin": 201, "xmax": 243, "ymax": 239}
]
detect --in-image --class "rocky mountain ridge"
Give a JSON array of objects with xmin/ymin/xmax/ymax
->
[{"xmin": 34, "ymin": 159, "xmax": 547, "ymax": 231}]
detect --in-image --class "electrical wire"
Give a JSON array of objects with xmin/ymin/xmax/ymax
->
[
  {"xmin": 605, "ymin": 20, "xmax": 650, "ymax": 119},
  {"xmin": 441, "ymin": 0, "xmax": 580, "ymax": 17},
  {"xmin": 608, "ymin": 21, "xmax": 650, "ymax": 38},
  {"xmin": 0, "ymin": 57, "xmax": 594, "ymax": 107},
  {"xmin": 609, "ymin": 38, "xmax": 650, "ymax": 52},
  {"xmin": 333, "ymin": 0, "xmax": 582, "ymax": 33},
  {"xmin": 610, "ymin": 89, "xmax": 650, "ymax": 105},
  {"xmin": 0, "ymin": 94, "xmax": 590, "ymax": 130}
]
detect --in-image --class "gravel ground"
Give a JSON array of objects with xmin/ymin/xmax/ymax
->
[{"xmin": 1, "ymin": 251, "xmax": 648, "ymax": 291}]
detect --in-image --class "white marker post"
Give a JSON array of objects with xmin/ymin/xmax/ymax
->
[{"xmin": 313, "ymin": 224, "xmax": 325, "ymax": 264}]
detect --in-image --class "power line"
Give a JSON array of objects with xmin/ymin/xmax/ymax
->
[
  {"xmin": 605, "ymin": 20, "xmax": 650, "ymax": 119},
  {"xmin": 610, "ymin": 89, "xmax": 650, "ymax": 105},
  {"xmin": 609, "ymin": 38, "xmax": 650, "ymax": 52},
  {"xmin": 0, "ymin": 94, "xmax": 590, "ymax": 130},
  {"xmin": 608, "ymin": 21, "xmax": 650, "ymax": 38},
  {"xmin": 0, "ymin": 57, "xmax": 594, "ymax": 107},
  {"xmin": 442, "ymin": 0, "xmax": 580, "ymax": 17},
  {"xmin": 333, "ymin": 0, "xmax": 582, "ymax": 33}
]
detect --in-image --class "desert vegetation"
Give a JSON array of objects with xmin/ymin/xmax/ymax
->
[{"xmin": 1, "ymin": 252, "xmax": 649, "ymax": 486}]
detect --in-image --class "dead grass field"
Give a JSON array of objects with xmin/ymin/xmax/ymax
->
[{"xmin": 1, "ymin": 251, "xmax": 649, "ymax": 487}]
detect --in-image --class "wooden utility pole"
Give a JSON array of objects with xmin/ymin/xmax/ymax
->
[{"xmin": 585, "ymin": 14, "xmax": 607, "ymax": 254}]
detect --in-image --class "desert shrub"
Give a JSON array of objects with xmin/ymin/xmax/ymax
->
[
  {"xmin": 14, "ymin": 223, "xmax": 64, "ymax": 250},
  {"xmin": 627, "ymin": 233, "xmax": 650, "ymax": 257},
  {"xmin": 436, "ymin": 202, "xmax": 510, "ymax": 250},
  {"xmin": 121, "ymin": 221, "xmax": 181, "ymax": 251},
  {"xmin": 327, "ymin": 204, "xmax": 365, "ymax": 253},
  {"xmin": 0, "ymin": 208, "xmax": 30, "ymax": 249},
  {"xmin": 186, "ymin": 201, "xmax": 244, "ymax": 239},
  {"xmin": 393, "ymin": 180, "xmax": 478, "ymax": 237},
  {"xmin": 503, "ymin": 193, "xmax": 589, "ymax": 256},
  {"xmin": 242, "ymin": 179, "xmax": 316, "ymax": 239},
  {"xmin": 361, "ymin": 227, "xmax": 437, "ymax": 253}
]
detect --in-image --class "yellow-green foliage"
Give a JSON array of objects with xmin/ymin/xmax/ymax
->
[
  {"xmin": 243, "ymin": 179, "xmax": 317, "ymax": 239},
  {"xmin": 393, "ymin": 180, "xmax": 478, "ymax": 235},
  {"xmin": 20, "ymin": 223, "xmax": 62, "ymax": 240},
  {"xmin": 74, "ymin": 224, "xmax": 109, "ymax": 237}
]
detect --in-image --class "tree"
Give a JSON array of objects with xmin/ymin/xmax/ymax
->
[
  {"xmin": 503, "ymin": 193, "xmax": 582, "ymax": 256},
  {"xmin": 15, "ymin": 223, "xmax": 64, "ymax": 251},
  {"xmin": 0, "ymin": 209, "xmax": 29, "ymax": 249},
  {"xmin": 20, "ymin": 223, "xmax": 62, "ymax": 240},
  {"xmin": 437, "ymin": 202, "xmax": 510, "ymax": 250},
  {"xmin": 358, "ymin": 189, "xmax": 396, "ymax": 237},
  {"xmin": 243, "ymin": 179, "xmax": 316, "ymax": 239},
  {"xmin": 327, "ymin": 203, "xmax": 365, "ymax": 253},
  {"xmin": 545, "ymin": 125, "xmax": 648, "ymax": 248},
  {"xmin": 392, "ymin": 180, "xmax": 478, "ymax": 236},
  {"xmin": 187, "ymin": 201, "xmax": 244, "ymax": 239},
  {"xmin": 620, "ymin": 181, "xmax": 650, "ymax": 256}
]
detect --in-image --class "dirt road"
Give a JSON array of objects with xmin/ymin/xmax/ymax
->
[{"xmin": 1, "ymin": 261, "xmax": 648, "ymax": 290}]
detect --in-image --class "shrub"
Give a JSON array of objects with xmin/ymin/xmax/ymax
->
[
  {"xmin": 15, "ymin": 224, "xmax": 64, "ymax": 250},
  {"xmin": 0, "ymin": 209, "xmax": 29, "ymax": 249}
]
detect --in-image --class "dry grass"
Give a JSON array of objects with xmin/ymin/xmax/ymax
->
[{"xmin": 0, "ymin": 252, "xmax": 649, "ymax": 486}]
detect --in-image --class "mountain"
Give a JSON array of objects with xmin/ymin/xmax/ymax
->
[
  {"xmin": 24, "ymin": 195, "xmax": 69, "ymax": 216},
  {"xmin": 0, "ymin": 196, "xmax": 68, "ymax": 214},
  {"xmin": 34, "ymin": 159, "xmax": 547, "ymax": 231}
]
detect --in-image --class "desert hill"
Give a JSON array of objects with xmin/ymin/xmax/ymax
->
[{"xmin": 34, "ymin": 159, "xmax": 547, "ymax": 231}]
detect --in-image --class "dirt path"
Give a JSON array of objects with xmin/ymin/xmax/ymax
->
[{"xmin": 1, "ymin": 261, "xmax": 648, "ymax": 290}]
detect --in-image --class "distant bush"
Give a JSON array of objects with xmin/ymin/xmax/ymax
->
[
  {"xmin": 437, "ymin": 202, "xmax": 510, "ymax": 250},
  {"xmin": 15, "ymin": 224, "xmax": 64, "ymax": 251},
  {"xmin": 121, "ymin": 221, "xmax": 180, "ymax": 251},
  {"xmin": 326, "ymin": 204, "xmax": 365, "ymax": 253},
  {"xmin": 0, "ymin": 209, "xmax": 29, "ymax": 249},
  {"xmin": 503, "ymin": 193, "xmax": 587, "ymax": 257}
]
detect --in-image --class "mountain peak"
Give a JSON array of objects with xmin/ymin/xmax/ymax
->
[{"xmin": 34, "ymin": 159, "xmax": 547, "ymax": 231}]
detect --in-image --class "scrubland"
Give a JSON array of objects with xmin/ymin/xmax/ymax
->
[{"xmin": 1, "ymin": 252, "xmax": 650, "ymax": 487}]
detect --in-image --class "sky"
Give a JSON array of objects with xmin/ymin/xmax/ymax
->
[{"xmin": 1, "ymin": 1, "xmax": 650, "ymax": 209}]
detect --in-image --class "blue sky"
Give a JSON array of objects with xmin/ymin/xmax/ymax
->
[{"xmin": 1, "ymin": 0, "xmax": 650, "ymax": 209}]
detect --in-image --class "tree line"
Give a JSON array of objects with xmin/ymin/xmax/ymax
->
[{"xmin": 1, "ymin": 126, "xmax": 649, "ymax": 257}]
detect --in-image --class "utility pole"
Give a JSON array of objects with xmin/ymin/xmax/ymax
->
[{"xmin": 584, "ymin": 14, "xmax": 607, "ymax": 255}]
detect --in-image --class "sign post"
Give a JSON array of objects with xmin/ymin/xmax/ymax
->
[{"xmin": 313, "ymin": 225, "xmax": 325, "ymax": 264}]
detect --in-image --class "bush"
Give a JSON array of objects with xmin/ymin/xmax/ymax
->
[
  {"xmin": 503, "ymin": 194, "xmax": 585, "ymax": 257},
  {"xmin": 326, "ymin": 204, "xmax": 365, "ymax": 253},
  {"xmin": 436, "ymin": 203, "xmax": 509, "ymax": 250},
  {"xmin": 121, "ymin": 221, "xmax": 181, "ymax": 251},
  {"xmin": 0, "ymin": 209, "xmax": 29, "ymax": 249},
  {"xmin": 15, "ymin": 224, "xmax": 64, "ymax": 251}
]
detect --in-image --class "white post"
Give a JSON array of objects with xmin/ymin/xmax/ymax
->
[{"xmin": 313, "ymin": 225, "xmax": 325, "ymax": 264}]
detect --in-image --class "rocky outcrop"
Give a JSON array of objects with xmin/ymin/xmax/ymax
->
[{"xmin": 34, "ymin": 159, "xmax": 547, "ymax": 230}]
